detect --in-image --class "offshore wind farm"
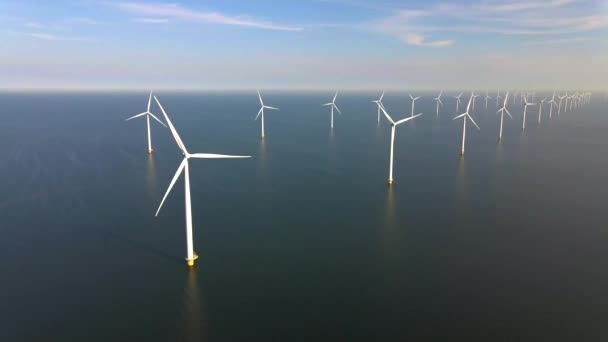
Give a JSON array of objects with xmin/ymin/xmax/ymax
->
[{"xmin": 1, "ymin": 0, "xmax": 608, "ymax": 340}]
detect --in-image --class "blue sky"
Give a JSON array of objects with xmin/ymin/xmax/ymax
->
[{"xmin": 1, "ymin": 0, "xmax": 606, "ymax": 90}]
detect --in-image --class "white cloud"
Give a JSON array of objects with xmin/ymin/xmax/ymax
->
[
  {"xmin": 116, "ymin": 2, "xmax": 302, "ymax": 31},
  {"xmin": 133, "ymin": 17, "xmax": 169, "ymax": 24},
  {"xmin": 404, "ymin": 33, "xmax": 454, "ymax": 47},
  {"xmin": 27, "ymin": 33, "xmax": 91, "ymax": 41},
  {"xmin": 24, "ymin": 22, "xmax": 45, "ymax": 29},
  {"xmin": 73, "ymin": 17, "xmax": 98, "ymax": 25}
]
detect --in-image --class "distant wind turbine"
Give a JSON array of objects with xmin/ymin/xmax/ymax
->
[
  {"xmin": 497, "ymin": 92, "xmax": 513, "ymax": 141},
  {"xmin": 255, "ymin": 91, "xmax": 279, "ymax": 139},
  {"xmin": 485, "ymin": 90, "xmax": 492, "ymax": 109},
  {"xmin": 153, "ymin": 96, "xmax": 251, "ymax": 267},
  {"xmin": 378, "ymin": 103, "xmax": 421, "ymax": 185},
  {"xmin": 409, "ymin": 94, "xmax": 421, "ymax": 117},
  {"xmin": 125, "ymin": 90, "xmax": 167, "ymax": 154},
  {"xmin": 538, "ymin": 98, "xmax": 547, "ymax": 125},
  {"xmin": 453, "ymin": 93, "xmax": 480, "ymax": 156},
  {"xmin": 496, "ymin": 89, "xmax": 502, "ymax": 108},
  {"xmin": 454, "ymin": 92, "xmax": 463, "ymax": 112},
  {"xmin": 372, "ymin": 91, "xmax": 385, "ymax": 123},
  {"xmin": 558, "ymin": 94, "xmax": 566, "ymax": 116},
  {"xmin": 322, "ymin": 92, "xmax": 342, "ymax": 128},
  {"xmin": 522, "ymin": 95, "xmax": 536, "ymax": 131},
  {"xmin": 548, "ymin": 91, "xmax": 557, "ymax": 119},
  {"xmin": 434, "ymin": 91, "xmax": 443, "ymax": 116}
]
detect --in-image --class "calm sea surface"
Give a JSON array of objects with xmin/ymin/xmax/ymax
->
[{"xmin": 1, "ymin": 91, "xmax": 607, "ymax": 340}]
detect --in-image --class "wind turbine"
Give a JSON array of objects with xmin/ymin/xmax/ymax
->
[
  {"xmin": 372, "ymin": 91, "xmax": 385, "ymax": 123},
  {"xmin": 125, "ymin": 90, "xmax": 167, "ymax": 154},
  {"xmin": 322, "ymin": 92, "xmax": 342, "ymax": 128},
  {"xmin": 485, "ymin": 90, "xmax": 492, "ymax": 109},
  {"xmin": 409, "ymin": 94, "xmax": 421, "ymax": 117},
  {"xmin": 453, "ymin": 93, "xmax": 480, "ymax": 156},
  {"xmin": 453, "ymin": 92, "xmax": 463, "ymax": 112},
  {"xmin": 255, "ymin": 91, "xmax": 279, "ymax": 139},
  {"xmin": 538, "ymin": 98, "xmax": 547, "ymax": 124},
  {"xmin": 496, "ymin": 89, "xmax": 502, "ymax": 108},
  {"xmin": 558, "ymin": 94, "xmax": 566, "ymax": 116},
  {"xmin": 378, "ymin": 103, "xmax": 421, "ymax": 185},
  {"xmin": 548, "ymin": 91, "xmax": 557, "ymax": 119},
  {"xmin": 153, "ymin": 96, "xmax": 251, "ymax": 267},
  {"xmin": 522, "ymin": 95, "xmax": 536, "ymax": 131},
  {"xmin": 497, "ymin": 92, "xmax": 513, "ymax": 141},
  {"xmin": 471, "ymin": 92, "xmax": 480, "ymax": 113},
  {"xmin": 434, "ymin": 91, "xmax": 443, "ymax": 116}
]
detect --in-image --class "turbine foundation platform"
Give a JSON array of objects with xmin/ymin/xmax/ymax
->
[
  {"xmin": 388, "ymin": 179, "xmax": 393, "ymax": 186},
  {"xmin": 148, "ymin": 149, "xmax": 154, "ymax": 155},
  {"xmin": 186, "ymin": 253, "xmax": 199, "ymax": 267}
]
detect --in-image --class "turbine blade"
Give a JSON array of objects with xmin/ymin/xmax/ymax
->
[
  {"xmin": 453, "ymin": 113, "xmax": 467, "ymax": 120},
  {"xmin": 505, "ymin": 108, "xmax": 513, "ymax": 118},
  {"xmin": 154, "ymin": 96, "xmax": 188, "ymax": 154},
  {"xmin": 257, "ymin": 90, "xmax": 264, "ymax": 106},
  {"xmin": 188, "ymin": 153, "xmax": 251, "ymax": 159},
  {"xmin": 467, "ymin": 114, "xmax": 480, "ymax": 130},
  {"xmin": 322, "ymin": 103, "xmax": 333, "ymax": 106},
  {"xmin": 255, "ymin": 108, "xmax": 263, "ymax": 120},
  {"xmin": 155, "ymin": 159, "xmax": 186, "ymax": 217},
  {"xmin": 380, "ymin": 91, "xmax": 385, "ymax": 101},
  {"xmin": 264, "ymin": 106, "xmax": 279, "ymax": 110},
  {"xmin": 148, "ymin": 112, "xmax": 168, "ymax": 127},
  {"xmin": 333, "ymin": 91, "xmax": 338, "ymax": 103},
  {"xmin": 147, "ymin": 90, "xmax": 152, "ymax": 112},
  {"xmin": 333, "ymin": 104, "xmax": 342, "ymax": 114},
  {"xmin": 125, "ymin": 112, "xmax": 147, "ymax": 121},
  {"xmin": 395, "ymin": 113, "xmax": 421, "ymax": 125},
  {"xmin": 379, "ymin": 104, "xmax": 395, "ymax": 125}
]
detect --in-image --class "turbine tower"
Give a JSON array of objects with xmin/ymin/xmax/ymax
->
[
  {"xmin": 125, "ymin": 90, "xmax": 167, "ymax": 154},
  {"xmin": 497, "ymin": 92, "xmax": 513, "ymax": 141},
  {"xmin": 322, "ymin": 92, "xmax": 342, "ymax": 128},
  {"xmin": 453, "ymin": 93, "xmax": 480, "ymax": 156},
  {"xmin": 378, "ymin": 103, "xmax": 421, "ymax": 185},
  {"xmin": 154, "ymin": 96, "xmax": 251, "ymax": 267},
  {"xmin": 485, "ymin": 90, "xmax": 492, "ymax": 109},
  {"xmin": 255, "ymin": 91, "xmax": 279, "ymax": 139}
]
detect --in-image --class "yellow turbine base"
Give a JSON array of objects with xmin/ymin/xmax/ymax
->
[
  {"xmin": 388, "ymin": 179, "xmax": 393, "ymax": 186},
  {"xmin": 460, "ymin": 150, "xmax": 465, "ymax": 156},
  {"xmin": 186, "ymin": 253, "xmax": 199, "ymax": 267},
  {"xmin": 148, "ymin": 149, "xmax": 154, "ymax": 155}
]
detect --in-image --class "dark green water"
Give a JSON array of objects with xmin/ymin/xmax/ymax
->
[{"xmin": 1, "ymin": 91, "xmax": 607, "ymax": 340}]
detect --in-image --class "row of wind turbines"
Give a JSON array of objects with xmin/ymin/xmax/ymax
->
[{"xmin": 125, "ymin": 89, "xmax": 592, "ymax": 267}]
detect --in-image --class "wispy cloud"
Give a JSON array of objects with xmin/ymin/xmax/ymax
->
[
  {"xmin": 404, "ymin": 33, "xmax": 454, "ymax": 47},
  {"xmin": 523, "ymin": 37, "xmax": 598, "ymax": 46},
  {"xmin": 24, "ymin": 21, "xmax": 45, "ymax": 29},
  {"xmin": 133, "ymin": 17, "xmax": 169, "ymax": 24},
  {"xmin": 368, "ymin": 0, "xmax": 608, "ymax": 46},
  {"xmin": 72, "ymin": 17, "xmax": 98, "ymax": 25},
  {"xmin": 27, "ymin": 33, "xmax": 91, "ymax": 42},
  {"xmin": 116, "ymin": 2, "xmax": 302, "ymax": 31}
]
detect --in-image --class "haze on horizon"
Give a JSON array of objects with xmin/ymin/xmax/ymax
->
[{"xmin": 0, "ymin": 0, "xmax": 607, "ymax": 90}]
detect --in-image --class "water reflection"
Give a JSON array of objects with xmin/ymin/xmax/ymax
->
[
  {"xmin": 455, "ymin": 157, "xmax": 468, "ymax": 201},
  {"xmin": 256, "ymin": 138, "xmax": 268, "ymax": 181},
  {"xmin": 144, "ymin": 154, "xmax": 158, "ymax": 200},
  {"xmin": 179, "ymin": 268, "xmax": 206, "ymax": 342}
]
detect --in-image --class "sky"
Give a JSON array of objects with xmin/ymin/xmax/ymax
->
[{"xmin": 0, "ymin": 0, "xmax": 607, "ymax": 90}]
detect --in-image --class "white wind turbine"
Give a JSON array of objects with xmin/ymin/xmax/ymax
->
[
  {"xmin": 153, "ymin": 96, "xmax": 251, "ymax": 267},
  {"xmin": 322, "ymin": 92, "xmax": 342, "ymax": 128},
  {"xmin": 485, "ymin": 90, "xmax": 492, "ymax": 109},
  {"xmin": 434, "ymin": 91, "xmax": 443, "ymax": 116},
  {"xmin": 372, "ymin": 91, "xmax": 385, "ymax": 123},
  {"xmin": 548, "ymin": 91, "xmax": 557, "ymax": 119},
  {"xmin": 409, "ymin": 94, "xmax": 421, "ymax": 117},
  {"xmin": 471, "ymin": 92, "xmax": 480, "ymax": 113},
  {"xmin": 538, "ymin": 98, "xmax": 547, "ymax": 124},
  {"xmin": 558, "ymin": 94, "xmax": 566, "ymax": 116},
  {"xmin": 453, "ymin": 92, "xmax": 463, "ymax": 112},
  {"xmin": 496, "ymin": 89, "xmax": 502, "ymax": 108},
  {"xmin": 378, "ymin": 103, "xmax": 421, "ymax": 185},
  {"xmin": 255, "ymin": 91, "xmax": 279, "ymax": 139},
  {"xmin": 125, "ymin": 90, "xmax": 167, "ymax": 154},
  {"xmin": 453, "ymin": 93, "xmax": 480, "ymax": 156},
  {"xmin": 497, "ymin": 92, "xmax": 513, "ymax": 141},
  {"xmin": 522, "ymin": 95, "xmax": 536, "ymax": 131}
]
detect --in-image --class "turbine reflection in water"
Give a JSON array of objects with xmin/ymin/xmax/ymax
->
[{"xmin": 179, "ymin": 268, "xmax": 206, "ymax": 342}]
